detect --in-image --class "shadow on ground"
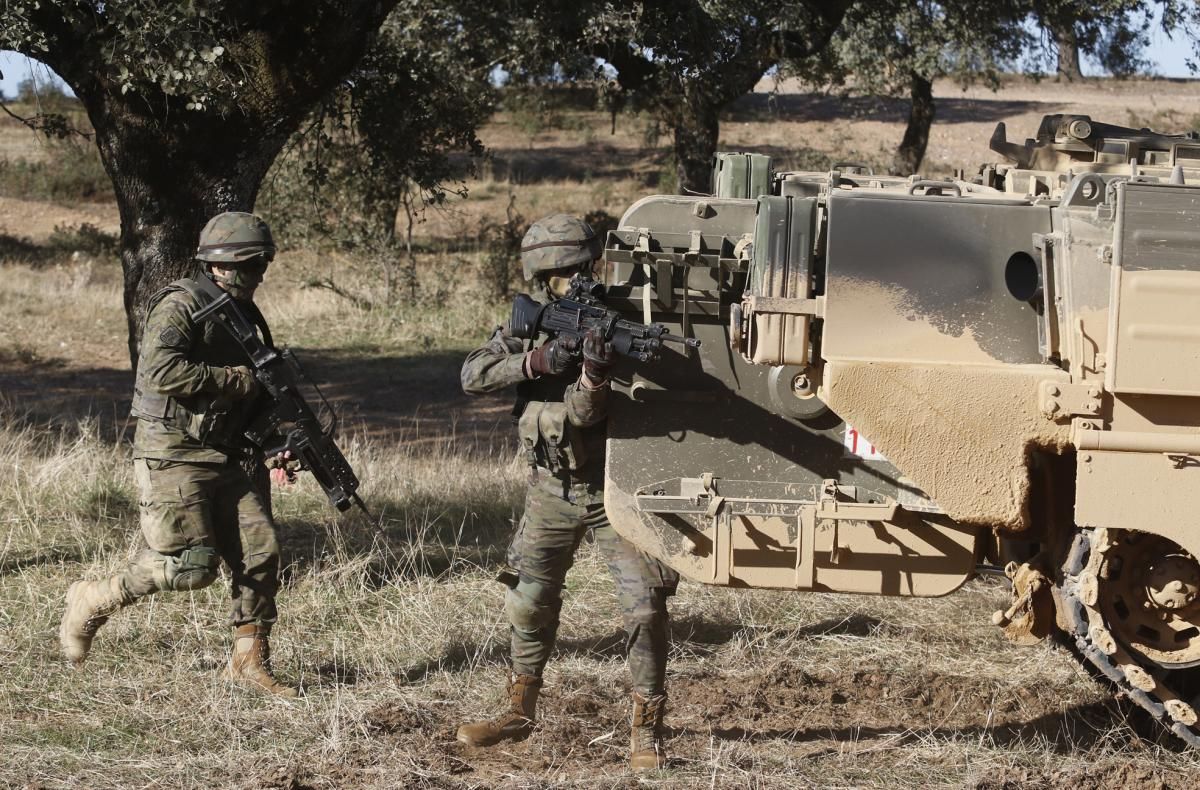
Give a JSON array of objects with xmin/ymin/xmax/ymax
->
[
  {"xmin": 487, "ymin": 144, "xmax": 662, "ymax": 186},
  {"xmin": 276, "ymin": 489, "xmax": 519, "ymax": 590},
  {"xmin": 293, "ymin": 348, "xmax": 510, "ymax": 449},
  {"xmin": 699, "ymin": 697, "xmax": 1167, "ymax": 756},
  {"xmin": 0, "ymin": 346, "xmax": 512, "ymax": 449},
  {"xmin": 0, "ymin": 357, "xmax": 133, "ymax": 441}
]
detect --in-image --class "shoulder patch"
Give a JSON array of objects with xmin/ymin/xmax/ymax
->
[{"xmin": 159, "ymin": 326, "xmax": 185, "ymax": 347}]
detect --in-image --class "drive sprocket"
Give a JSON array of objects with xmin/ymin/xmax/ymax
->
[{"xmin": 1059, "ymin": 528, "xmax": 1200, "ymax": 747}]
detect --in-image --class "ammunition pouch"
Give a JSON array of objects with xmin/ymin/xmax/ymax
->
[
  {"xmin": 517, "ymin": 401, "xmax": 588, "ymax": 474},
  {"xmin": 131, "ymin": 388, "xmax": 243, "ymax": 448},
  {"xmin": 505, "ymin": 577, "xmax": 563, "ymax": 633}
]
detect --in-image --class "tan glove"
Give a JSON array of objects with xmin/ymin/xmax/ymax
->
[{"xmin": 222, "ymin": 365, "xmax": 260, "ymax": 400}]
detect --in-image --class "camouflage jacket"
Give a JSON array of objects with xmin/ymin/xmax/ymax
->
[
  {"xmin": 131, "ymin": 278, "xmax": 264, "ymax": 462},
  {"xmin": 461, "ymin": 314, "xmax": 609, "ymax": 481}
]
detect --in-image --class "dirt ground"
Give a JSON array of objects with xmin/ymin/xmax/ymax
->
[{"xmin": 3, "ymin": 76, "xmax": 1200, "ymax": 788}]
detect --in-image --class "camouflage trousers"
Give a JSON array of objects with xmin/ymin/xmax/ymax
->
[
  {"xmin": 114, "ymin": 457, "xmax": 281, "ymax": 625},
  {"xmin": 504, "ymin": 470, "xmax": 679, "ymax": 696}
]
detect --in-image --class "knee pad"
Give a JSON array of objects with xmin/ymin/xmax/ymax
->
[
  {"xmin": 624, "ymin": 587, "xmax": 672, "ymax": 631},
  {"xmin": 157, "ymin": 546, "xmax": 220, "ymax": 591},
  {"xmin": 505, "ymin": 578, "xmax": 562, "ymax": 634}
]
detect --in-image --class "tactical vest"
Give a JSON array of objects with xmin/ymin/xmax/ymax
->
[
  {"xmin": 513, "ymin": 374, "xmax": 601, "ymax": 476},
  {"xmin": 130, "ymin": 276, "xmax": 271, "ymax": 450}
]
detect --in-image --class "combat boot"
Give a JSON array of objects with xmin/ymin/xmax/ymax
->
[
  {"xmin": 630, "ymin": 692, "xmax": 668, "ymax": 770},
  {"xmin": 59, "ymin": 577, "xmax": 127, "ymax": 665},
  {"xmin": 456, "ymin": 672, "xmax": 542, "ymax": 746},
  {"xmin": 224, "ymin": 624, "xmax": 299, "ymax": 698}
]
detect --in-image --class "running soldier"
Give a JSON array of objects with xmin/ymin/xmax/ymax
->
[
  {"xmin": 59, "ymin": 211, "xmax": 298, "ymax": 697},
  {"xmin": 456, "ymin": 214, "xmax": 679, "ymax": 770}
]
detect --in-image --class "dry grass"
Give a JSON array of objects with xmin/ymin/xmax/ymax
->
[
  {"xmin": 3, "ymin": 274, "xmax": 1199, "ymax": 788},
  {"xmin": 4, "ymin": 76, "xmax": 1200, "ymax": 788},
  {"xmin": 0, "ymin": 255, "xmax": 126, "ymax": 368},
  {"xmin": 3, "ymin": 408, "xmax": 1198, "ymax": 788}
]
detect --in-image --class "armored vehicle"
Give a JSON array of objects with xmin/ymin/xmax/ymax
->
[{"xmin": 597, "ymin": 115, "xmax": 1200, "ymax": 745}]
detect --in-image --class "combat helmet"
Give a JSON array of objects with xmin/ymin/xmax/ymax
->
[
  {"xmin": 195, "ymin": 212, "xmax": 276, "ymax": 265},
  {"xmin": 520, "ymin": 214, "xmax": 601, "ymax": 281}
]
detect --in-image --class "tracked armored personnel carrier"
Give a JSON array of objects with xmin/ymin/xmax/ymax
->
[{"xmin": 599, "ymin": 115, "xmax": 1200, "ymax": 745}]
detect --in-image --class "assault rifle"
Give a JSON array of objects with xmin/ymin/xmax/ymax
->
[
  {"xmin": 190, "ymin": 276, "xmax": 367, "ymax": 515},
  {"xmin": 509, "ymin": 278, "xmax": 700, "ymax": 362}
]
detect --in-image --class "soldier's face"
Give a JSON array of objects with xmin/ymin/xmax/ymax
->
[
  {"xmin": 546, "ymin": 259, "xmax": 601, "ymax": 298},
  {"xmin": 547, "ymin": 274, "xmax": 573, "ymax": 298},
  {"xmin": 212, "ymin": 258, "xmax": 269, "ymax": 300}
]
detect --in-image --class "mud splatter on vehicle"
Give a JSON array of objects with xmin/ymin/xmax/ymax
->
[{"xmin": 593, "ymin": 115, "xmax": 1200, "ymax": 746}]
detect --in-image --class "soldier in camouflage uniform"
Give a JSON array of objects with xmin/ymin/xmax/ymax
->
[
  {"xmin": 58, "ymin": 211, "xmax": 298, "ymax": 697},
  {"xmin": 456, "ymin": 214, "xmax": 679, "ymax": 770}
]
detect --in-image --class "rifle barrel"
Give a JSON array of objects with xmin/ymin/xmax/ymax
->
[{"xmin": 662, "ymin": 333, "xmax": 702, "ymax": 348}]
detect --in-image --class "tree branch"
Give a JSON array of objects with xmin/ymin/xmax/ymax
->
[
  {"xmin": 301, "ymin": 276, "xmax": 375, "ymax": 310},
  {"xmin": 778, "ymin": 0, "xmax": 854, "ymax": 60},
  {"xmin": 19, "ymin": 5, "xmax": 103, "ymax": 96},
  {"xmin": 0, "ymin": 98, "xmax": 93, "ymax": 140}
]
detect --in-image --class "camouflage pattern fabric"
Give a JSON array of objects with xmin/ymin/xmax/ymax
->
[
  {"xmin": 461, "ymin": 323, "xmax": 607, "ymax": 430},
  {"xmin": 119, "ymin": 458, "xmax": 280, "ymax": 625},
  {"xmin": 461, "ymin": 311, "xmax": 679, "ymax": 696},
  {"xmin": 519, "ymin": 214, "xmax": 601, "ymax": 281},
  {"xmin": 461, "ymin": 307, "xmax": 608, "ymax": 476},
  {"xmin": 506, "ymin": 473, "xmax": 678, "ymax": 695},
  {"xmin": 195, "ymin": 212, "xmax": 276, "ymax": 264},
  {"xmin": 460, "ymin": 326, "xmax": 530, "ymax": 394},
  {"xmin": 133, "ymin": 282, "xmax": 263, "ymax": 463},
  {"xmin": 116, "ymin": 277, "xmax": 282, "ymax": 625}
]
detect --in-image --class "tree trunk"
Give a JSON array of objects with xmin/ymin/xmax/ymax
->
[
  {"xmin": 78, "ymin": 90, "xmax": 291, "ymax": 369},
  {"xmin": 17, "ymin": 3, "xmax": 403, "ymax": 370},
  {"xmin": 892, "ymin": 72, "xmax": 935, "ymax": 176},
  {"xmin": 1056, "ymin": 26, "xmax": 1083, "ymax": 82},
  {"xmin": 670, "ymin": 101, "xmax": 721, "ymax": 195}
]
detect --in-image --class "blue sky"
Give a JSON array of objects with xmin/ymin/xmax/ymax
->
[
  {"xmin": 2, "ymin": 28, "xmax": 1196, "ymax": 100},
  {"xmin": 1, "ymin": 50, "xmax": 72, "ymax": 99}
]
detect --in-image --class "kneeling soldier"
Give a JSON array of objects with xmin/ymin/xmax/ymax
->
[
  {"xmin": 457, "ymin": 214, "xmax": 679, "ymax": 769},
  {"xmin": 59, "ymin": 211, "xmax": 297, "ymax": 697}
]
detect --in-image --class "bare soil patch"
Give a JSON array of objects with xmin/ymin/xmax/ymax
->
[{"xmin": 0, "ymin": 195, "xmax": 119, "ymax": 243}]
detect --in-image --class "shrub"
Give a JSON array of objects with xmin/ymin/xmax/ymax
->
[
  {"xmin": 46, "ymin": 223, "xmax": 119, "ymax": 258},
  {"xmin": 0, "ymin": 140, "xmax": 111, "ymax": 203}
]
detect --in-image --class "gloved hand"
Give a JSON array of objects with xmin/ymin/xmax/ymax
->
[
  {"xmin": 223, "ymin": 365, "xmax": 259, "ymax": 400},
  {"xmin": 267, "ymin": 450, "xmax": 302, "ymax": 486},
  {"xmin": 582, "ymin": 328, "xmax": 615, "ymax": 384},
  {"xmin": 526, "ymin": 335, "xmax": 581, "ymax": 377}
]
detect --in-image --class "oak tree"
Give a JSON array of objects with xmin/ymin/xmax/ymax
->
[
  {"xmin": 511, "ymin": 1, "xmax": 852, "ymax": 194},
  {"xmin": 261, "ymin": 2, "xmax": 495, "ymax": 303},
  {"xmin": 597, "ymin": 1, "xmax": 852, "ymax": 193},
  {"xmin": 0, "ymin": 1, "xmax": 400, "ymax": 364}
]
